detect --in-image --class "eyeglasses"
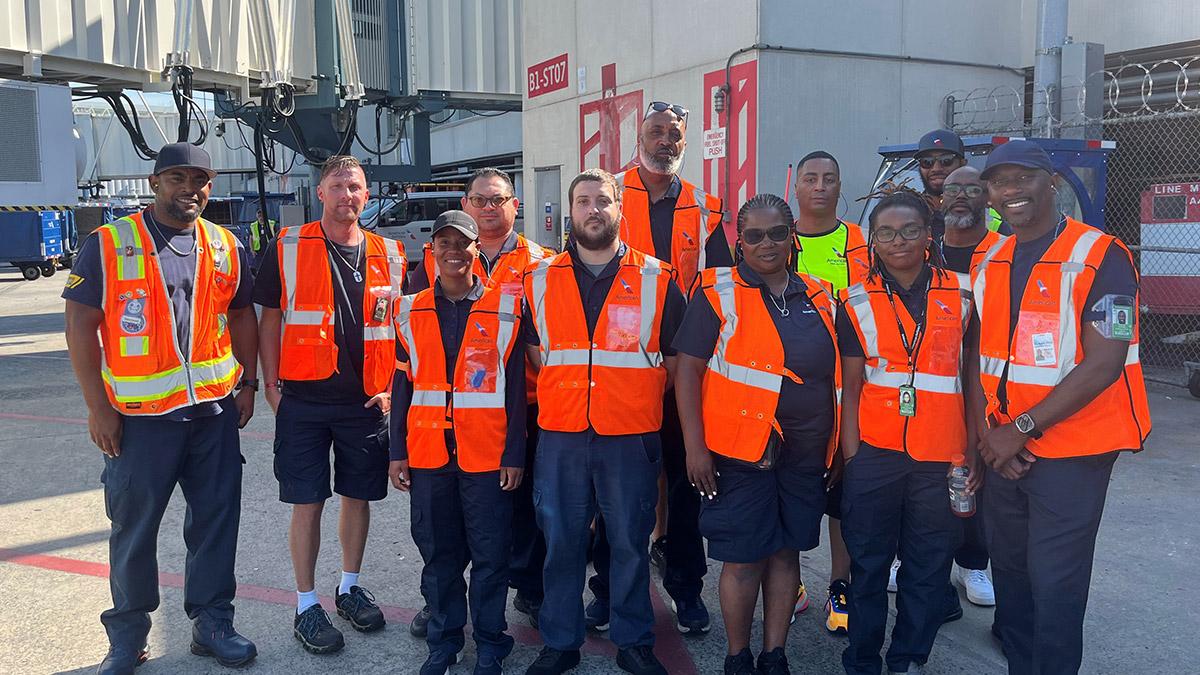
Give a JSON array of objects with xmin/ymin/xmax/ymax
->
[
  {"xmin": 741, "ymin": 225, "xmax": 792, "ymax": 245},
  {"xmin": 918, "ymin": 155, "xmax": 960, "ymax": 169},
  {"xmin": 466, "ymin": 194, "xmax": 513, "ymax": 208},
  {"xmin": 645, "ymin": 101, "xmax": 689, "ymax": 122},
  {"xmin": 942, "ymin": 184, "xmax": 985, "ymax": 198},
  {"xmin": 873, "ymin": 224, "xmax": 927, "ymax": 243}
]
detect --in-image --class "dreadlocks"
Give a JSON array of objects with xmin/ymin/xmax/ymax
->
[
  {"xmin": 735, "ymin": 193, "xmax": 796, "ymax": 263},
  {"xmin": 863, "ymin": 188, "xmax": 948, "ymax": 282}
]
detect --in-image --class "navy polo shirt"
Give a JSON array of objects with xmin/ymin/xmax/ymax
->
[
  {"xmin": 389, "ymin": 277, "xmax": 527, "ymax": 466},
  {"xmin": 643, "ymin": 171, "xmax": 734, "ymax": 273},
  {"xmin": 674, "ymin": 264, "xmax": 836, "ymax": 465}
]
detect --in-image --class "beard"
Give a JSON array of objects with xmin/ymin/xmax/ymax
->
[
  {"xmin": 943, "ymin": 206, "xmax": 985, "ymax": 230},
  {"xmin": 163, "ymin": 199, "xmax": 200, "ymax": 223},
  {"xmin": 638, "ymin": 146, "xmax": 684, "ymax": 175},
  {"xmin": 574, "ymin": 217, "xmax": 620, "ymax": 251}
]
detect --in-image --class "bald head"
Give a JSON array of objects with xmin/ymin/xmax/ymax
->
[
  {"xmin": 942, "ymin": 165, "xmax": 987, "ymax": 230},
  {"xmin": 638, "ymin": 110, "xmax": 686, "ymax": 176}
]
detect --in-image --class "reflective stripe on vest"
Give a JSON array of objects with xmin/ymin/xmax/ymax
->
[
  {"xmin": 617, "ymin": 169, "xmax": 722, "ymax": 291},
  {"xmin": 973, "ymin": 218, "xmax": 1151, "ymax": 457}
]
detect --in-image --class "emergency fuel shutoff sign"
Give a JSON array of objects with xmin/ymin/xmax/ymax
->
[{"xmin": 528, "ymin": 54, "xmax": 569, "ymax": 98}]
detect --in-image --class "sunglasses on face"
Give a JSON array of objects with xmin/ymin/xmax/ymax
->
[
  {"xmin": 741, "ymin": 225, "xmax": 792, "ymax": 245},
  {"xmin": 645, "ymin": 101, "xmax": 689, "ymax": 122},
  {"xmin": 873, "ymin": 224, "xmax": 927, "ymax": 243},
  {"xmin": 942, "ymin": 184, "xmax": 985, "ymax": 198},
  {"xmin": 918, "ymin": 155, "xmax": 960, "ymax": 169},
  {"xmin": 466, "ymin": 194, "xmax": 513, "ymax": 208}
]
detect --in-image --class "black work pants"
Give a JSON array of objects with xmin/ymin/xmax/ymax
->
[{"xmin": 508, "ymin": 404, "xmax": 546, "ymax": 600}]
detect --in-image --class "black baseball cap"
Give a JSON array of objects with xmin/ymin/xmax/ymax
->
[
  {"xmin": 153, "ymin": 143, "xmax": 217, "ymax": 179},
  {"xmin": 981, "ymin": 140, "xmax": 1054, "ymax": 180},
  {"xmin": 915, "ymin": 129, "xmax": 965, "ymax": 158},
  {"xmin": 431, "ymin": 210, "xmax": 479, "ymax": 240}
]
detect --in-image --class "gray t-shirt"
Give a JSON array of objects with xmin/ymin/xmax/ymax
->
[{"xmin": 63, "ymin": 212, "xmax": 253, "ymax": 420}]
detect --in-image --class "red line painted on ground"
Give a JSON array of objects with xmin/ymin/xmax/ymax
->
[{"xmin": 0, "ymin": 551, "xmax": 695, "ymax": 669}]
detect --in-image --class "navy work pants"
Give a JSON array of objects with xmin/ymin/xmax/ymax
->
[
  {"xmin": 508, "ymin": 405, "xmax": 546, "ymax": 600},
  {"xmin": 100, "ymin": 402, "xmax": 243, "ymax": 649},
  {"xmin": 589, "ymin": 396, "xmax": 705, "ymax": 603},
  {"xmin": 410, "ymin": 458, "xmax": 515, "ymax": 661},
  {"xmin": 983, "ymin": 452, "xmax": 1118, "ymax": 675},
  {"xmin": 841, "ymin": 444, "xmax": 958, "ymax": 675},
  {"xmin": 535, "ymin": 429, "xmax": 660, "ymax": 651}
]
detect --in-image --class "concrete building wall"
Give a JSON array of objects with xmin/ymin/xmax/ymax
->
[{"xmin": 1017, "ymin": 0, "xmax": 1200, "ymax": 61}]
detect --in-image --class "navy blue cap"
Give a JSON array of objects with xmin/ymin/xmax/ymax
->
[
  {"xmin": 980, "ymin": 140, "xmax": 1053, "ymax": 180},
  {"xmin": 916, "ymin": 129, "xmax": 964, "ymax": 158},
  {"xmin": 432, "ymin": 210, "xmax": 479, "ymax": 240},
  {"xmin": 153, "ymin": 142, "xmax": 216, "ymax": 178}
]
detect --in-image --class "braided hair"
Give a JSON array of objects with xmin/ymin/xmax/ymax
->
[
  {"xmin": 864, "ymin": 189, "xmax": 947, "ymax": 282},
  {"xmin": 735, "ymin": 193, "xmax": 796, "ymax": 263}
]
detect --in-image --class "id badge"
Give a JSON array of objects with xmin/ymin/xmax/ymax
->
[
  {"xmin": 1111, "ymin": 302, "xmax": 1134, "ymax": 340},
  {"xmin": 898, "ymin": 385, "xmax": 917, "ymax": 417},
  {"xmin": 371, "ymin": 295, "xmax": 389, "ymax": 323}
]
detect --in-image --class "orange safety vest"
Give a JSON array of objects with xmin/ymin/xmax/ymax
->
[
  {"xmin": 421, "ymin": 234, "xmax": 551, "ymax": 297},
  {"xmin": 394, "ymin": 285, "xmax": 521, "ymax": 472},
  {"xmin": 617, "ymin": 168, "xmax": 723, "ymax": 292},
  {"xmin": 793, "ymin": 221, "xmax": 871, "ymax": 290},
  {"xmin": 697, "ymin": 267, "xmax": 843, "ymax": 466},
  {"xmin": 277, "ymin": 222, "xmax": 406, "ymax": 397},
  {"xmin": 524, "ymin": 246, "xmax": 673, "ymax": 435},
  {"xmin": 840, "ymin": 269, "xmax": 972, "ymax": 461},
  {"xmin": 94, "ymin": 211, "xmax": 242, "ymax": 415},
  {"xmin": 968, "ymin": 229, "xmax": 1004, "ymax": 275},
  {"xmin": 972, "ymin": 217, "xmax": 1151, "ymax": 457}
]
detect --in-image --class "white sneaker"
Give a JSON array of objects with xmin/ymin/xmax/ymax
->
[
  {"xmin": 887, "ymin": 560, "xmax": 901, "ymax": 593},
  {"xmin": 954, "ymin": 566, "xmax": 996, "ymax": 606}
]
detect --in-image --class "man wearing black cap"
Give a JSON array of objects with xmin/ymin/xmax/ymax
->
[
  {"xmin": 64, "ymin": 143, "xmax": 260, "ymax": 673},
  {"xmin": 970, "ymin": 140, "xmax": 1150, "ymax": 674},
  {"xmin": 389, "ymin": 210, "xmax": 527, "ymax": 675},
  {"xmin": 914, "ymin": 129, "xmax": 968, "ymax": 244}
]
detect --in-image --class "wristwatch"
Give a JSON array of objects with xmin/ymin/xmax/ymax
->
[
  {"xmin": 1014, "ymin": 413, "xmax": 1043, "ymax": 439},
  {"xmin": 237, "ymin": 378, "xmax": 261, "ymax": 392}
]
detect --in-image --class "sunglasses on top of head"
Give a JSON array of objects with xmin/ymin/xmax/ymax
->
[
  {"xmin": 741, "ymin": 225, "xmax": 792, "ymax": 245},
  {"xmin": 645, "ymin": 101, "xmax": 689, "ymax": 122},
  {"xmin": 918, "ymin": 155, "xmax": 960, "ymax": 169}
]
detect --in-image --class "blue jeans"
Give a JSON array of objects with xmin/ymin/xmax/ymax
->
[{"xmin": 534, "ymin": 429, "xmax": 660, "ymax": 651}]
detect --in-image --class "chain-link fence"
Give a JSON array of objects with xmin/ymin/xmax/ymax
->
[{"xmin": 945, "ymin": 57, "xmax": 1200, "ymax": 396}]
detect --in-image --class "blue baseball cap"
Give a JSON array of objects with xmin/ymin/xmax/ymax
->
[
  {"xmin": 981, "ymin": 140, "xmax": 1054, "ymax": 180},
  {"xmin": 153, "ymin": 142, "xmax": 217, "ymax": 179},
  {"xmin": 915, "ymin": 129, "xmax": 965, "ymax": 158}
]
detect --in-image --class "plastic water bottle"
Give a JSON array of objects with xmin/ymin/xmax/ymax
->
[{"xmin": 949, "ymin": 453, "xmax": 975, "ymax": 518}]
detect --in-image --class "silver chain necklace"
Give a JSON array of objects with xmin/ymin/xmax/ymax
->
[
  {"xmin": 768, "ymin": 290, "xmax": 790, "ymax": 317},
  {"xmin": 146, "ymin": 211, "xmax": 197, "ymax": 256},
  {"xmin": 328, "ymin": 233, "xmax": 364, "ymax": 282}
]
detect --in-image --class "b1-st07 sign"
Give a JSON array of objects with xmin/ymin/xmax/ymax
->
[{"xmin": 528, "ymin": 53, "xmax": 569, "ymax": 98}]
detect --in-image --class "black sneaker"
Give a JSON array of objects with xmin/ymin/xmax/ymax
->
[
  {"xmin": 419, "ymin": 650, "xmax": 458, "ymax": 675},
  {"xmin": 410, "ymin": 605, "xmax": 432, "ymax": 638},
  {"xmin": 942, "ymin": 584, "xmax": 964, "ymax": 624},
  {"xmin": 524, "ymin": 647, "xmax": 581, "ymax": 675},
  {"xmin": 616, "ymin": 645, "xmax": 667, "ymax": 675},
  {"xmin": 756, "ymin": 647, "xmax": 791, "ymax": 675},
  {"xmin": 649, "ymin": 536, "xmax": 667, "ymax": 572},
  {"xmin": 513, "ymin": 590, "xmax": 543, "ymax": 627},
  {"xmin": 293, "ymin": 605, "xmax": 345, "ymax": 654},
  {"xmin": 584, "ymin": 597, "xmax": 609, "ymax": 632},
  {"xmin": 335, "ymin": 584, "xmax": 386, "ymax": 632},
  {"xmin": 670, "ymin": 596, "xmax": 711, "ymax": 634},
  {"xmin": 724, "ymin": 648, "xmax": 756, "ymax": 675}
]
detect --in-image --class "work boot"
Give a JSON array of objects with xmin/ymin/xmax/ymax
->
[
  {"xmin": 419, "ymin": 649, "xmax": 458, "ymax": 675},
  {"xmin": 513, "ymin": 590, "xmax": 542, "ymax": 627},
  {"xmin": 942, "ymin": 584, "xmax": 964, "ymax": 624},
  {"xmin": 293, "ymin": 604, "xmax": 345, "ymax": 654},
  {"xmin": 584, "ymin": 596, "xmax": 610, "ymax": 632},
  {"xmin": 190, "ymin": 616, "xmax": 257, "ymax": 667},
  {"xmin": 96, "ymin": 646, "xmax": 147, "ymax": 675},
  {"xmin": 335, "ymin": 584, "xmax": 386, "ymax": 632},
  {"xmin": 410, "ymin": 605, "xmax": 433, "ymax": 638},
  {"xmin": 670, "ymin": 596, "xmax": 711, "ymax": 634},
  {"xmin": 723, "ymin": 648, "xmax": 756, "ymax": 675},
  {"xmin": 825, "ymin": 579, "xmax": 851, "ymax": 635},
  {"xmin": 524, "ymin": 647, "xmax": 581, "ymax": 675},
  {"xmin": 474, "ymin": 652, "xmax": 506, "ymax": 675},
  {"xmin": 616, "ymin": 645, "xmax": 667, "ymax": 675},
  {"xmin": 756, "ymin": 647, "xmax": 791, "ymax": 675}
]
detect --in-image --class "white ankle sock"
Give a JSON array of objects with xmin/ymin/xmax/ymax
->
[
  {"xmin": 297, "ymin": 589, "xmax": 319, "ymax": 615},
  {"xmin": 339, "ymin": 571, "xmax": 360, "ymax": 595}
]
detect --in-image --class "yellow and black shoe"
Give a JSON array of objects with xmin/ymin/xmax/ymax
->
[
  {"xmin": 826, "ymin": 579, "xmax": 850, "ymax": 634},
  {"xmin": 789, "ymin": 582, "xmax": 810, "ymax": 625}
]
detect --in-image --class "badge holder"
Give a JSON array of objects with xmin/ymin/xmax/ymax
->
[
  {"xmin": 898, "ymin": 384, "xmax": 917, "ymax": 417},
  {"xmin": 1092, "ymin": 294, "xmax": 1135, "ymax": 341}
]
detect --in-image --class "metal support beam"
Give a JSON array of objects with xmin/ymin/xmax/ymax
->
[{"xmin": 1033, "ymin": 0, "xmax": 1069, "ymax": 137}]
